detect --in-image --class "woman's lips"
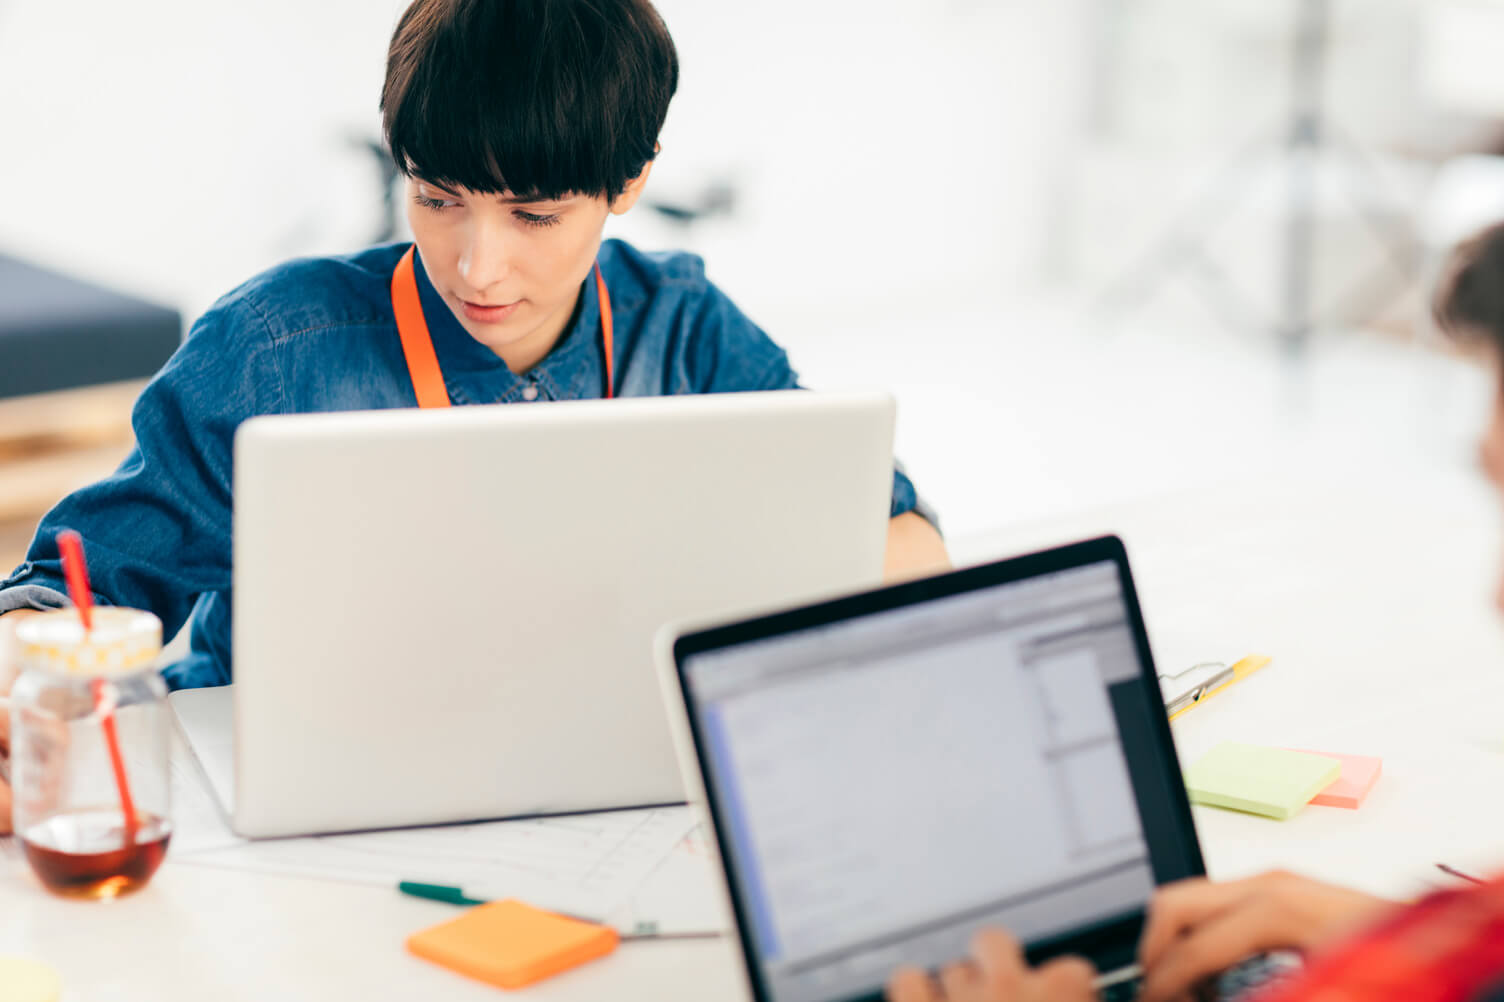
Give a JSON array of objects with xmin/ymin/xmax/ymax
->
[{"xmin": 460, "ymin": 299, "xmax": 521, "ymax": 324}]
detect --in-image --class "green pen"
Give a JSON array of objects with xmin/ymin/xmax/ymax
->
[
  {"xmin": 398, "ymin": 881, "xmax": 490, "ymax": 907},
  {"xmin": 395, "ymin": 881, "xmax": 722, "ymax": 941}
]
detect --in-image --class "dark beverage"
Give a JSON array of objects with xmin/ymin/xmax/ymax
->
[{"xmin": 20, "ymin": 808, "xmax": 172, "ymax": 899}]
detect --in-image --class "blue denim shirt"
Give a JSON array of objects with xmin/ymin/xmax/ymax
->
[{"xmin": 1, "ymin": 240, "xmax": 932, "ymax": 688}]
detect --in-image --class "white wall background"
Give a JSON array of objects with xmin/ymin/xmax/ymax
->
[
  {"xmin": 0, "ymin": 0, "xmax": 1498, "ymax": 537},
  {"xmin": 0, "ymin": 0, "xmax": 1091, "ymax": 321}
]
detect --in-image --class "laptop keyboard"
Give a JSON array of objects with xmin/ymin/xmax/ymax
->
[{"xmin": 1098, "ymin": 953, "xmax": 1302, "ymax": 1001}]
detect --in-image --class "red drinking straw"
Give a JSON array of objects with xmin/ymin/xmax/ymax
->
[
  {"xmin": 57, "ymin": 530, "xmax": 93, "ymax": 630},
  {"xmin": 57, "ymin": 530, "xmax": 140, "ymax": 846}
]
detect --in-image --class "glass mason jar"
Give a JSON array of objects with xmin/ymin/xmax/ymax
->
[{"xmin": 10, "ymin": 608, "xmax": 171, "ymax": 899}]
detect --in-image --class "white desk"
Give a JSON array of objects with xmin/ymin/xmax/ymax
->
[
  {"xmin": 7, "ymin": 469, "xmax": 1504, "ymax": 999},
  {"xmin": 953, "ymin": 467, "xmax": 1504, "ymax": 901}
]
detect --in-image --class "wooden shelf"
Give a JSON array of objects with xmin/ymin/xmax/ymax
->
[
  {"xmin": 0, "ymin": 441, "xmax": 136, "ymax": 524},
  {"xmin": 0, "ymin": 381, "xmax": 143, "ymax": 571}
]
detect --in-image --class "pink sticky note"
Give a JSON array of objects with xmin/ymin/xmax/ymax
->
[{"xmin": 1285, "ymin": 750, "xmax": 1382, "ymax": 809}]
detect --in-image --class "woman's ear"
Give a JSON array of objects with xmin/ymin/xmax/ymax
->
[{"xmin": 609, "ymin": 146, "xmax": 660, "ymax": 216}]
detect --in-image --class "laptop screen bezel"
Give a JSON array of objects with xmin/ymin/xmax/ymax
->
[{"xmin": 671, "ymin": 535, "xmax": 1206, "ymax": 1002}]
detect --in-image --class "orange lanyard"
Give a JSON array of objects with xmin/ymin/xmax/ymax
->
[{"xmin": 389, "ymin": 245, "xmax": 615, "ymax": 408}]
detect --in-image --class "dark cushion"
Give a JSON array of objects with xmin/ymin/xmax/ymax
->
[{"xmin": 0, "ymin": 253, "xmax": 181, "ymax": 399}]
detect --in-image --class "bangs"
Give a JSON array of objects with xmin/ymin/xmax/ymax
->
[{"xmin": 381, "ymin": 0, "xmax": 677, "ymax": 201}]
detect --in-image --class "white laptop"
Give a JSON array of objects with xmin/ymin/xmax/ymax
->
[{"xmin": 170, "ymin": 390, "xmax": 895, "ymax": 838}]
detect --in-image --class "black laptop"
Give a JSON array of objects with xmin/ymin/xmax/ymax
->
[{"xmin": 663, "ymin": 536, "xmax": 1226, "ymax": 1002}]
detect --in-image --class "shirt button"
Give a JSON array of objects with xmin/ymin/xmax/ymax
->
[{"xmin": 521, "ymin": 384, "xmax": 539, "ymax": 401}]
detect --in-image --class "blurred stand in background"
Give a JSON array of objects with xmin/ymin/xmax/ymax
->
[{"xmin": 1096, "ymin": 0, "xmax": 1419, "ymax": 355}]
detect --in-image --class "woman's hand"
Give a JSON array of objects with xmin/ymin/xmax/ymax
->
[
  {"xmin": 884, "ymin": 512, "xmax": 949, "ymax": 582},
  {"xmin": 887, "ymin": 930, "xmax": 1096, "ymax": 1002},
  {"xmin": 0, "ymin": 609, "xmax": 42, "ymax": 835},
  {"xmin": 0, "ymin": 699, "xmax": 10, "ymax": 835},
  {"xmin": 1138, "ymin": 872, "xmax": 1395, "ymax": 1001}
]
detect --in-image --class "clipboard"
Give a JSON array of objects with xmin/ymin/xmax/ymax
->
[{"xmin": 1159, "ymin": 656, "xmax": 1271, "ymax": 721}]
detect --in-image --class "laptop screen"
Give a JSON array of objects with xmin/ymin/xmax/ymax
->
[{"xmin": 680, "ymin": 558, "xmax": 1173, "ymax": 1002}]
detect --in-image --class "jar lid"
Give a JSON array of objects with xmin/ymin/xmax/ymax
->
[
  {"xmin": 15, "ymin": 608, "xmax": 163, "ymax": 677},
  {"xmin": 0, "ymin": 956, "xmax": 62, "ymax": 1002}
]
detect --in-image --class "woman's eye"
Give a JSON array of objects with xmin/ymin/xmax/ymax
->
[
  {"xmin": 516, "ymin": 210, "xmax": 562, "ymax": 228},
  {"xmin": 415, "ymin": 194, "xmax": 459, "ymax": 211}
]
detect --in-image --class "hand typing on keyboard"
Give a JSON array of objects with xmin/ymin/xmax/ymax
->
[
  {"xmin": 1136, "ymin": 872, "xmax": 1391, "ymax": 1002},
  {"xmin": 887, "ymin": 929, "xmax": 1096, "ymax": 1002},
  {"xmin": 885, "ymin": 872, "xmax": 1391, "ymax": 1002}
]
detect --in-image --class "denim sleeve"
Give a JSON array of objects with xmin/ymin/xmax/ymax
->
[
  {"xmin": 686, "ymin": 282, "xmax": 939, "ymax": 531},
  {"xmin": 0, "ymin": 298, "xmax": 283, "ymax": 639}
]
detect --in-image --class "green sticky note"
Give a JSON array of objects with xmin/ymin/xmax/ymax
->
[{"xmin": 1184, "ymin": 743, "xmax": 1341, "ymax": 820}]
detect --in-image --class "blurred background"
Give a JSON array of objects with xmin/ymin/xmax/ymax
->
[{"xmin": 2, "ymin": 0, "xmax": 1503, "ymax": 567}]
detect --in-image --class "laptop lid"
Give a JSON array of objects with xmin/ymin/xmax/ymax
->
[
  {"xmin": 229, "ymin": 390, "xmax": 895, "ymax": 838},
  {"xmin": 664, "ymin": 536, "xmax": 1204, "ymax": 1002}
]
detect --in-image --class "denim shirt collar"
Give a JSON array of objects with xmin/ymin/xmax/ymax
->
[{"xmin": 411, "ymin": 247, "xmax": 607, "ymax": 404}]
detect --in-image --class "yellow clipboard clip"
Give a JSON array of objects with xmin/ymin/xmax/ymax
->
[{"xmin": 1161, "ymin": 655, "xmax": 1271, "ymax": 721}]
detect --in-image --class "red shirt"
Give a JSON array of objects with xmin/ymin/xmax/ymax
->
[{"xmin": 1263, "ymin": 879, "xmax": 1504, "ymax": 1002}]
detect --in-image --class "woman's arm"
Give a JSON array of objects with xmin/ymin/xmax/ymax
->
[{"xmin": 0, "ymin": 299, "xmax": 280, "ymax": 644}]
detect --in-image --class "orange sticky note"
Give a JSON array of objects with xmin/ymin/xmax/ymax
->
[
  {"xmin": 407, "ymin": 899, "xmax": 619, "ymax": 989},
  {"xmin": 1286, "ymin": 749, "xmax": 1382, "ymax": 809}
]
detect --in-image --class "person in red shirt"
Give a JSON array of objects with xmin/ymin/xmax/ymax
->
[{"xmin": 886, "ymin": 223, "xmax": 1504, "ymax": 1002}]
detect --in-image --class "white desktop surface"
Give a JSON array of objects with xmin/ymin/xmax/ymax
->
[
  {"xmin": 957, "ymin": 467, "xmax": 1504, "ymax": 902},
  {"xmin": 6, "ymin": 469, "xmax": 1504, "ymax": 1000}
]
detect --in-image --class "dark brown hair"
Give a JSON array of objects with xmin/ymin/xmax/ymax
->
[
  {"xmin": 380, "ymin": 0, "xmax": 678, "ymax": 200},
  {"xmin": 1435, "ymin": 221, "xmax": 1504, "ymax": 354}
]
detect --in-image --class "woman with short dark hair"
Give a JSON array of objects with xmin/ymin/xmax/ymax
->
[{"xmin": 0, "ymin": 0, "xmax": 947, "ymax": 833}]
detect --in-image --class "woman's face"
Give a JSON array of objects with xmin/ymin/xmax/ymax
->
[
  {"xmin": 1483, "ymin": 360, "xmax": 1504, "ymax": 614},
  {"xmin": 405, "ymin": 169, "xmax": 648, "ymax": 371}
]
